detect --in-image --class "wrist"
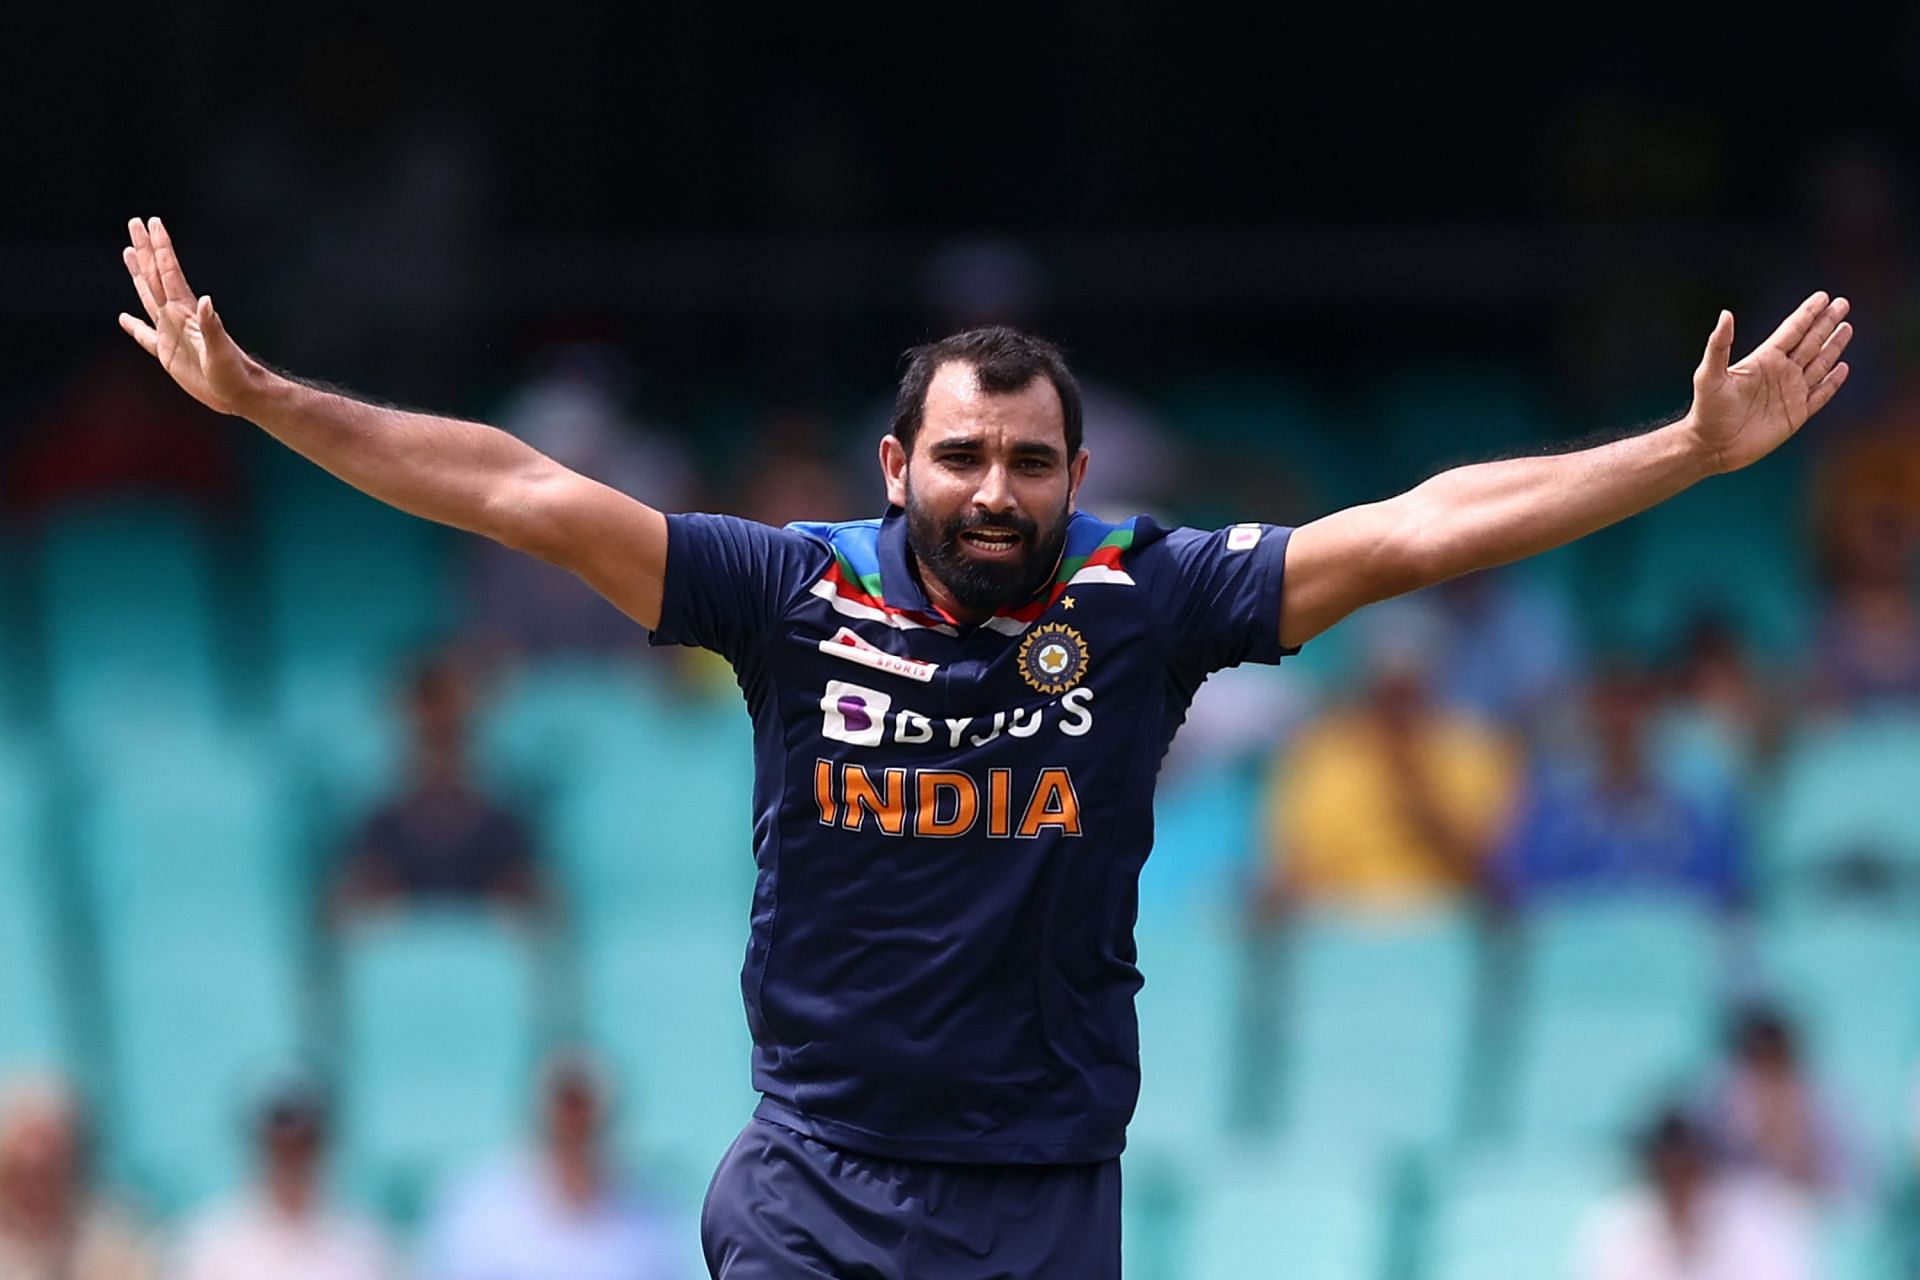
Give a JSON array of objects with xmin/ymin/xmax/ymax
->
[
  {"xmin": 1669, "ymin": 412, "xmax": 1723, "ymax": 483},
  {"xmin": 229, "ymin": 359, "xmax": 294, "ymax": 421}
]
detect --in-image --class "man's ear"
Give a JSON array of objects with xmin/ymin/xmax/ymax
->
[
  {"xmin": 881, "ymin": 435, "xmax": 910, "ymax": 508},
  {"xmin": 1067, "ymin": 448, "xmax": 1089, "ymax": 512}
]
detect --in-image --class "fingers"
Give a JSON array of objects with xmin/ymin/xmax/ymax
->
[
  {"xmin": 118, "ymin": 311, "xmax": 158, "ymax": 357},
  {"xmin": 121, "ymin": 245, "xmax": 161, "ymax": 323},
  {"xmin": 1757, "ymin": 291, "xmax": 1829, "ymax": 360},
  {"xmin": 146, "ymin": 217, "xmax": 196, "ymax": 304},
  {"xmin": 1788, "ymin": 296, "xmax": 1850, "ymax": 368},
  {"xmin": 1807, "ymin": 361, "xmax": 1850, "ymax": 416},
  {"xmin": 197, "ymin": 295, "xmax": 228, "ymax": 345},
  {"xmin": 1696, "ymin": 310, "xmax": 1734, "ymax": 381},
  {"xmin": 1804, "ymin": 321, "xmax": 1853, "ymax": 384},
  {"xmin": 126, "ymin": 217, "xmax": 166, "ymax": 315}
]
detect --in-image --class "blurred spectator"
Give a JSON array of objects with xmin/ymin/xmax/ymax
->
[
  {"xmin": 1697, "ymin": 1007, "xmax": 1854, "ymax": 1205},
  {"xmin": 466, "ymin": 343, "xmax": 700, "ymax": 660},
  {"xmin": 417, "ymin": 1051, "xmax": 688, "ymax": 1280},
  {"xmin": 736, "ymin": 408, "xmax": 857, "ymax": 528},
  {"xmin": 174, "ymin": 1071, "xmax": 394, "ymax": 1280},
  {"xmin": 1574, "ymin": 1108, "xmax": 1819, "ymax": 1280},
  {"xmin": 1255, "ymin": 601, "xmax": 1519, "ymax": 915},
  {"xmin": 2, "ymin": 351, "xmax": 239, "ymax": 520},
  {"xmin": 1803, "ymin": 492, "xmax": 1920, "ymax": 716},
  {"xmin": 1491, "ymin": 664, "xmax": 1747, "ymax": 913},
  {"xmin": 333, "ymin": 653, "xmax": 546, "ymax": 920},
  {"xmin": 1426, "ymin": 569, "xmax": 1584, "ymax": 743},
  {"xmin": 1655, "ymin": 616, "xmax": 1777, "ymax": 800},
  {"xmin": 0, "ymin": 1074, "xmax": 153, "ymax": 1280}
]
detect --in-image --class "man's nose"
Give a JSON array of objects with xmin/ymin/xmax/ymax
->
[{"xmin": 972, "ymin": 464, "xmax": 1014, "ymax": 512}]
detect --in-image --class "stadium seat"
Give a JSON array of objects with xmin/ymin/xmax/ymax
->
[
  {"xmin": 1422, "ymin": 1151, "xmax": 1619, "ymax": 1280},
  {"xmin": 578, "ymin": 911, "xmax": 758, "ymax": 1209},
  {"xmin": 1765, "ymin": 715, "xmax": 1920, "ymax": 897},
  {"xmin": 1130, "ymin": 910, "xmax": 1247, "ymax": 1157},
  {"xmin": 255, "ymin": 463, "xmax": 456, "ymax": 707},
  {"xmin": 1279, "ymin": 909, "xmax": 1479, "ymax": 1156},
  {"xmin": 1364, "ymin": 364, "xmax": 1546, "ymax": 495},
  {"xmin": 546, "ymin": 698, "xmax": 758, "ymax": 940},
  {"xmin": 0, "ymin": 742, "xmax": 70, "ymax": 1074},
  {"xmin": 75, "ymin": 732, "xmax": 305, "ymax": 1211},
  {"xmin": 1158, "ymin": 377, "xmax": 1361, "ymax": 516},
  {"xmin": 36, "ymin": 500, "xmax": 225, "ymax": 743},
  {"xmin": 1609, "ymin": 456, "xmax": 1813, "ymax": 659},
  {"xmin": 1758, "ymin": 905, "xmax": 1920, "ymax": 1167},
  {"xmin": 338, "ymin": 909, "xmax": 548, "ymax": 1219},
  {"xmin": 1183, "ymin": 1149, "xmax": 1393, "ymax": 1280},
  {"xmin": 1139, "ymin": 765, "xmax": 1262, "ymax": 915},
  {"xmin": 1505, "ymin": 900, "xmax": 1725, "ymax": 1149}
]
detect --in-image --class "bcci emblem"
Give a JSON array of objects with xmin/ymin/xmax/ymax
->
[{"xmin": 1018, "ymin": 623, "xmax": 1089, "ymax": 695}]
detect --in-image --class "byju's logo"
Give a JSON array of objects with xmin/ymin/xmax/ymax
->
[{"xmin": 821, "ymin": 680, "xmax": 892, "ymax": 746}]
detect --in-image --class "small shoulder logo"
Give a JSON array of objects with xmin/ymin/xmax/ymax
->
[{"xmin": 1018, "ymin": 622, "xmax": 1089, "ymax": 695}]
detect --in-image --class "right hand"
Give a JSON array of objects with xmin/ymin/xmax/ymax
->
[{"xmin": 119, "ymin": 217, "xmax": 261, "ymax": 416}]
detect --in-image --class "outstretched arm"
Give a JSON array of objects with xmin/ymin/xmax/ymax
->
[
  {"xmin": 117, "ymin": 217, "xmax": 669, "ymax": 628},
  {"xmin": 1277, "ymin": 292, "xmax": 1853, "ymax": 649}
]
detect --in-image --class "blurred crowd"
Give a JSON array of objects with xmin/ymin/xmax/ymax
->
[{"xmin": 4, "ymin": 190, "xmax": 1920, "ymax": 1276}]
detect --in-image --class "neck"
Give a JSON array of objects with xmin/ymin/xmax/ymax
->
[{"xmin": 266, "ymin": 1171, "xmax": 314, "ymax": 1219}]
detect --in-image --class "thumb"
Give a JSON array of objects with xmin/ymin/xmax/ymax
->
[{"xmin": 1696, "ymin": 310, "xmax": 1734, "ymax": 383}]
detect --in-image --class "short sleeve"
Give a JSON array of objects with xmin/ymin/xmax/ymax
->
[
  {"xmin": 647, "ymin": 513, "xmax": 827, "ymax": 664},
  {"xmin": 1151, "ymin": 522, "xmax": 1299, "ymax": 676}
]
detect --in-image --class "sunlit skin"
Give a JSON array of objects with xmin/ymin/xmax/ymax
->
[{"xmin": 880, "ymin": 363, "xmax": 1089, "ymax": 625}]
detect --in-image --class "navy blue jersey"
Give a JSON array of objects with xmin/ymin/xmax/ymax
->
[{"xmin": 648, "ymin": 505, "xmax": 1297, "ymax": 1163}]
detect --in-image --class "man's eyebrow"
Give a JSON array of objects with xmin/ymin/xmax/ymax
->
[{"xmin": 927, "ymin": 436, "xmax": 1063, "ymax": 461}]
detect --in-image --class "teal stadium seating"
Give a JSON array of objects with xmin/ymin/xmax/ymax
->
[
  {"xmin": 76, "ymin": 731, "xmax": 304, "ymax": 1211},
  {"xmin": 540, "ymin": 694, "xmax": 757, "ymax": 942},
  {"xmin": 579, "ymin": 914, "xmax": 759, "ymax": 1209},
  {"xmin": 1423, "ymin": 1151, "xmax": 1618, "ymax": 1280},
  {"xmin": 0, "ymin": 743, "xmax": 69, "ymax": 1074},
  {"xmin": 1281, "ymin": 909, "xmax": 1478, "ymax": 1156},
  {"xmin": 37, "ymin": 501, "xmax": 225, "ymax": 743},
  {"xmin": 1610, "ymin": 453, "xmax": 1813, "ymax": 660},
  {"xmin": 1363, "ymin": 365, "xmax": 1546, "ymax": 496},
  {"xmin": 1129, "ymin": 910, "xmax": 1245, "ymax": 1159},
  {"xmin": 338, "ymin": 909, "xmax": 546, "ymax": 1219},
  {"xmin": 1182, "ymin": 1150, "xmax": 1392, "ymax": 1280},
  {"xmin": 254, "ymin": 456, "xmax": 454, "ymax": 713},
  {"xmin": 1765, "ymin": 715, "xmax": 1920, "ymax": 897},
  {"xmin": 1506, "ymin": 900, "xmax": 1724, "ymax": 1150},
  {"xmin": 1158, "ymin": 378, "xmax": 1362, "ymax": 517},
  {"xmin": 1759, "ymin": 905, "xmax": 1920, "ymax": 1168}
]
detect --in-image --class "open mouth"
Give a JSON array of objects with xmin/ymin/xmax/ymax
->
[{"xmin": 959, "ymin": 528, "xmax": 1024, "ymax": 556}]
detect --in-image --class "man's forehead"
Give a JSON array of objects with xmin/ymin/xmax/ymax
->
[{"xmin": 919, "ymin": 362, "xmax": 1067, "ymax": 451}]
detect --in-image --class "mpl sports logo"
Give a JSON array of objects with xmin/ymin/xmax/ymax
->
[{"xmin": 820, "ymin": 679, "xmax": 1094, "ymax": 750}]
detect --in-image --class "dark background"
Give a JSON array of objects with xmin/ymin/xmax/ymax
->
[{"xmin": 6, "ymin": 6, "xmax": 1918, "ymax": 443}]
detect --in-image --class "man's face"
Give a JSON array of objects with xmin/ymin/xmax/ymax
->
[{"xmin": 881, "ymin": 362, "xmax": 1087, "ymax": 618}]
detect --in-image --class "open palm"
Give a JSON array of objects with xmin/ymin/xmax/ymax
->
[
  {"xmin": 118, "ymin": 217, "xmax": 256, "ymax": 416},
  {"xmin": 1687, "ymin": 291, "xmax": 1852, "ymax": 476}
]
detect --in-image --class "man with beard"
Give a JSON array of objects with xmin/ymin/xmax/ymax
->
[{"xmin": 117, "ymin": 216, "xmax": 1853, "ymax": 1279}]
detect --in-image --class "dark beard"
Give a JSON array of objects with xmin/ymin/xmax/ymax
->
[{"xmin": 905, "ymin": 492, "xmax": 1068, "ymax": 615}]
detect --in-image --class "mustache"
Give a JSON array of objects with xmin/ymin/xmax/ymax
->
[{"xmin": 942, "ymin": 509, "xmax": 1040, "ymax": 541}]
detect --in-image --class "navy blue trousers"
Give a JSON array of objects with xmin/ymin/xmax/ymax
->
[{"xmin": 702, "ymin": 1118, "xmax": 1122, "ymax": 1278}]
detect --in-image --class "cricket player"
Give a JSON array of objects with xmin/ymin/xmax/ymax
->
[{"xmin": 119, "ymin": 216, "xmax": 1851, "ymax": 1277}]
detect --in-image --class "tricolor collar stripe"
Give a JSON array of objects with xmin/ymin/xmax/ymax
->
[{"xmin": 809, "ymin": 580, "xmax": 958, "ymax": 635}]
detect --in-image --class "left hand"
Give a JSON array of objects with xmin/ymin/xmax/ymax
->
[{"xmin": 1685, "ymin": 291, "xmax": 1852, "ymax": 476}]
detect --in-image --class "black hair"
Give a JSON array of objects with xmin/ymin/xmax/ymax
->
[
  {"xmin": 889, "ymin": 325, "xmax": 1084, "ymax": 457},
  {"xmin": 1729, "ymin": 1003, "xmax": 1796, "ymax": 1060}
]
